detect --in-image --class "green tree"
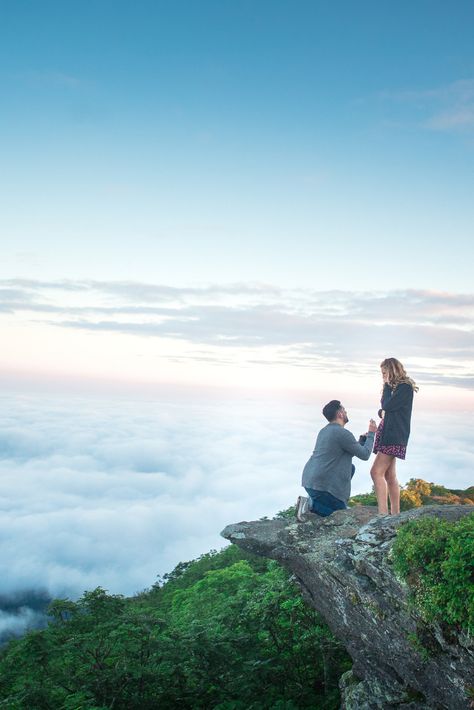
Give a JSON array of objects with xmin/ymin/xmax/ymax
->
[{"xmin": 0, "ymin": 552, "xmax": 349, "ymax": 709}]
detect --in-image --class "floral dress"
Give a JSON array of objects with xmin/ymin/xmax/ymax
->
[{"xmin": 373, "ymin": 418, "xmax": 406, "ymax": 459}]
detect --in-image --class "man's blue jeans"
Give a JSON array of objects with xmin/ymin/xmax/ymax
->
[{"xmin": 305, "ymin": 465, "xmax": 355, "ymax": 517}]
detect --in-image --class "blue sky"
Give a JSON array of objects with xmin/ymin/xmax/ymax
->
[
  {"xmin": 1, "ymin": 1, "xmax": 473, "ymax": 397},
  {"xmin": 2, "ymin": 0, "xmax": 474, "ymax": 291}
]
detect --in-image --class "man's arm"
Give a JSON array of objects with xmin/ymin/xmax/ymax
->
[
  {"xmin": 340, "ymin": 428, "xmax": 375, "ymax": 461},
  {"xmin": 382, "ymin": 383, "xmax": 413, "ymax": 413}
]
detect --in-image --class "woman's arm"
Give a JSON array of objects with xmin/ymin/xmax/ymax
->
[
  {"xmin": 381, "ymin": 383, "xmax": 392, "ymax": 409},
  {"xmin": 383, "ymin": 383, "xmax": 413, "ymax": 412}
]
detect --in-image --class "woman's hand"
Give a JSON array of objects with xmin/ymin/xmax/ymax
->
[{"xmin": 368, "ymin": 418, "xmax": 377, "ymax": 433}]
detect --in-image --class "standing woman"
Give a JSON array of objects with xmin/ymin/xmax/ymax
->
[{"xmin": 371, "ymin": 358, "xmax": 418, "ymax": 514}]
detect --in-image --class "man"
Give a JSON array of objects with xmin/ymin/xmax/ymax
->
[{"xmin": 296, "ymin": 400, "xmax": 377, "ymax": 521}]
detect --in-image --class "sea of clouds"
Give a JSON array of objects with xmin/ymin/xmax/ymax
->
[{"xmin": 0, "ymin": 389, "xmax": 472, "ymax": 636}]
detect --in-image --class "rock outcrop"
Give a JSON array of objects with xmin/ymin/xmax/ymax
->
[{"xmin": 221, "ymin": 506, "xmax": 473, "ymax": 709}]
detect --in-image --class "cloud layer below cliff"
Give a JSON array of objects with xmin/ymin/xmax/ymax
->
[{"xmin": 0, "ymin": 390, "xmax": 472, "ymax": 604}]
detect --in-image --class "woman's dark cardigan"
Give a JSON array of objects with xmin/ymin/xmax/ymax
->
[{"xmin": 379, "ymin": 382, "xmax": 414, "ymax": 447}]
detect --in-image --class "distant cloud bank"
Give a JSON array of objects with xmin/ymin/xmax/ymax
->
[{"xmin": 1, "ymin": 279, "xmax": 472, "ymax": 389}]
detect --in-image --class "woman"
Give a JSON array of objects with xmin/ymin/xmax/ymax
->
[{"xmin": 370, "ymin": 358, "xmax": 418, "ymax": 515}]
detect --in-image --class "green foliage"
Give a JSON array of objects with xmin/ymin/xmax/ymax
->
[
  {"xmin": 391, "ymin": 514, "xmax": 474, "ymax": 635},
  {"xmin": 405, "ymin": 632, "xmax": 432, "ymax": 662},
  {"xmin": 430, "ymin": 484, "xmax": 449, "ymax": 496},
  {"xmin": 348, "ymin": 492, "xmax": 377, "ymax": 507},
  {"xmin": 148, "ymin": 545, "xmax": 269, "ymax": 609},
  {"xmin": 0, "ymin": 548, "xmax": 349, "ymax": 709},
  {"xmin": 274, "ymin": 505, "xmax": 300, "ymax": 520},
  {"xmin": 348, "ymin": 479, "xmax": 473, "ymax": 509}
]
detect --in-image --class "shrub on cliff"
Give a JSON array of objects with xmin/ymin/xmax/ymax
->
[{"xmin": 391, "ymin": 514, "xmax": 474, "ymax": 635}]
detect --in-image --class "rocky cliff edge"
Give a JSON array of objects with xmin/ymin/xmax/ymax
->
[{"xmin": 221, "ymin": 505, "xmax": 473, "ymax": 709}]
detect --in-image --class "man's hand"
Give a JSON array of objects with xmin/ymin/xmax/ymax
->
[{"xmin": 368, "ymin": 418, "xmax": 377, "ymax": 433}]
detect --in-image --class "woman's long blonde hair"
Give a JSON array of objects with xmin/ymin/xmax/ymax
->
[{"xmin": 381, "ymin": 357, "xmax": 419, "ymax": 392}]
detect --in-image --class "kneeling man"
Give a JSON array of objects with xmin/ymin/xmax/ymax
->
[{"xmin": 296, "ymin": 400, "xmax": 377, "ymax": 520}]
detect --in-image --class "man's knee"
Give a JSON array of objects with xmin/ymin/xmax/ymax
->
[{"xmin": 310, "ymin": 490, "xmax": 346, "ymax": 516}]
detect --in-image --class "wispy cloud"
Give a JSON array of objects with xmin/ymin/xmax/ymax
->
[
  {"xmin": 1, "ymin": 280, "xmax": 472, "ymax": 388},
  {"xmin": 380, "ymin": 78, "xmax": 474, "ymax": 133},
  {"xmin": 0, "ymin": 606, "xmax": 47, "ymax": 642},
  {"xmin": 13, "ymin": 70, "xmax": 85, "ymax": 89}
]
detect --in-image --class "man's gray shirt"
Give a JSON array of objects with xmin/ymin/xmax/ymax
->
[{"xmin": 302, "ymin": 423, "xmax": 375, "ymax": 504}]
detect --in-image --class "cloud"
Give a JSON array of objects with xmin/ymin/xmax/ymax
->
[
  {"xmin": 427, "ymin": 107, "xmax": 474, "ymax": 131},
  {"xmin": 0, "ymin": 587, "xmax": 51, "ymax": 642},
  {"xmin": 0, "ymin": 391, "xmax": 472, "ymax": 619},
  {"xmin": 0, "ymin": 393, "xmax": 311, "ymax": 600},
  {"xmin": 0, "ymin": 607, "xmax": 47, "ymax": 643},
  {"xmin": 1, "ymin": 280, "xmax": 472, "ymax": 389},
  {"xmin": 380, "ymin": 78, "xmax": 474, "ymax": 133},
  {"xmin": 1, "ymin": 279, "xmax": 281, "ymax": 303},
  {"xmin": 13, "ymin": 71, "xmax": 85, "ymax": 89}
]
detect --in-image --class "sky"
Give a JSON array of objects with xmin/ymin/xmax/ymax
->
[
  {"xmin": 0, "ymin": 0, "xmax": 473, "ymax": 633},
  {"xmin": 0, "ymin": 1, "xmax": 473, "ymax": 395}
]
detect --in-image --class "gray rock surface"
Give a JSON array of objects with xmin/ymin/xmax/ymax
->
[{"xmin": 221, "ymin": 505, "xmax": 474, "ymax": 709}]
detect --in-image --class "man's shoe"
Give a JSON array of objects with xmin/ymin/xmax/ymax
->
[{"xmin": 296, "ymin": 495, "xmax": 309, "ymax": 522}]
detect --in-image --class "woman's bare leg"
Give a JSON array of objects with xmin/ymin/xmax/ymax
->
[
  {"xmin": 370, "ymin": 453, "xmax": 394, "ymax": 514},
  {"xmin": 385, "ymin": 457, "xmax": 400, "ymax": 514}
]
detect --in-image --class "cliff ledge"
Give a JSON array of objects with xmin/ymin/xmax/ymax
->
[{"xmin": 221, "ymin": 505, "xmax": 473, "ymax": 709}]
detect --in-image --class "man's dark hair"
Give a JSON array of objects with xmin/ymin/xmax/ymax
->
[{"xmin": 322, "ymin": 400, "xmax": 341, "ymax": 422}]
